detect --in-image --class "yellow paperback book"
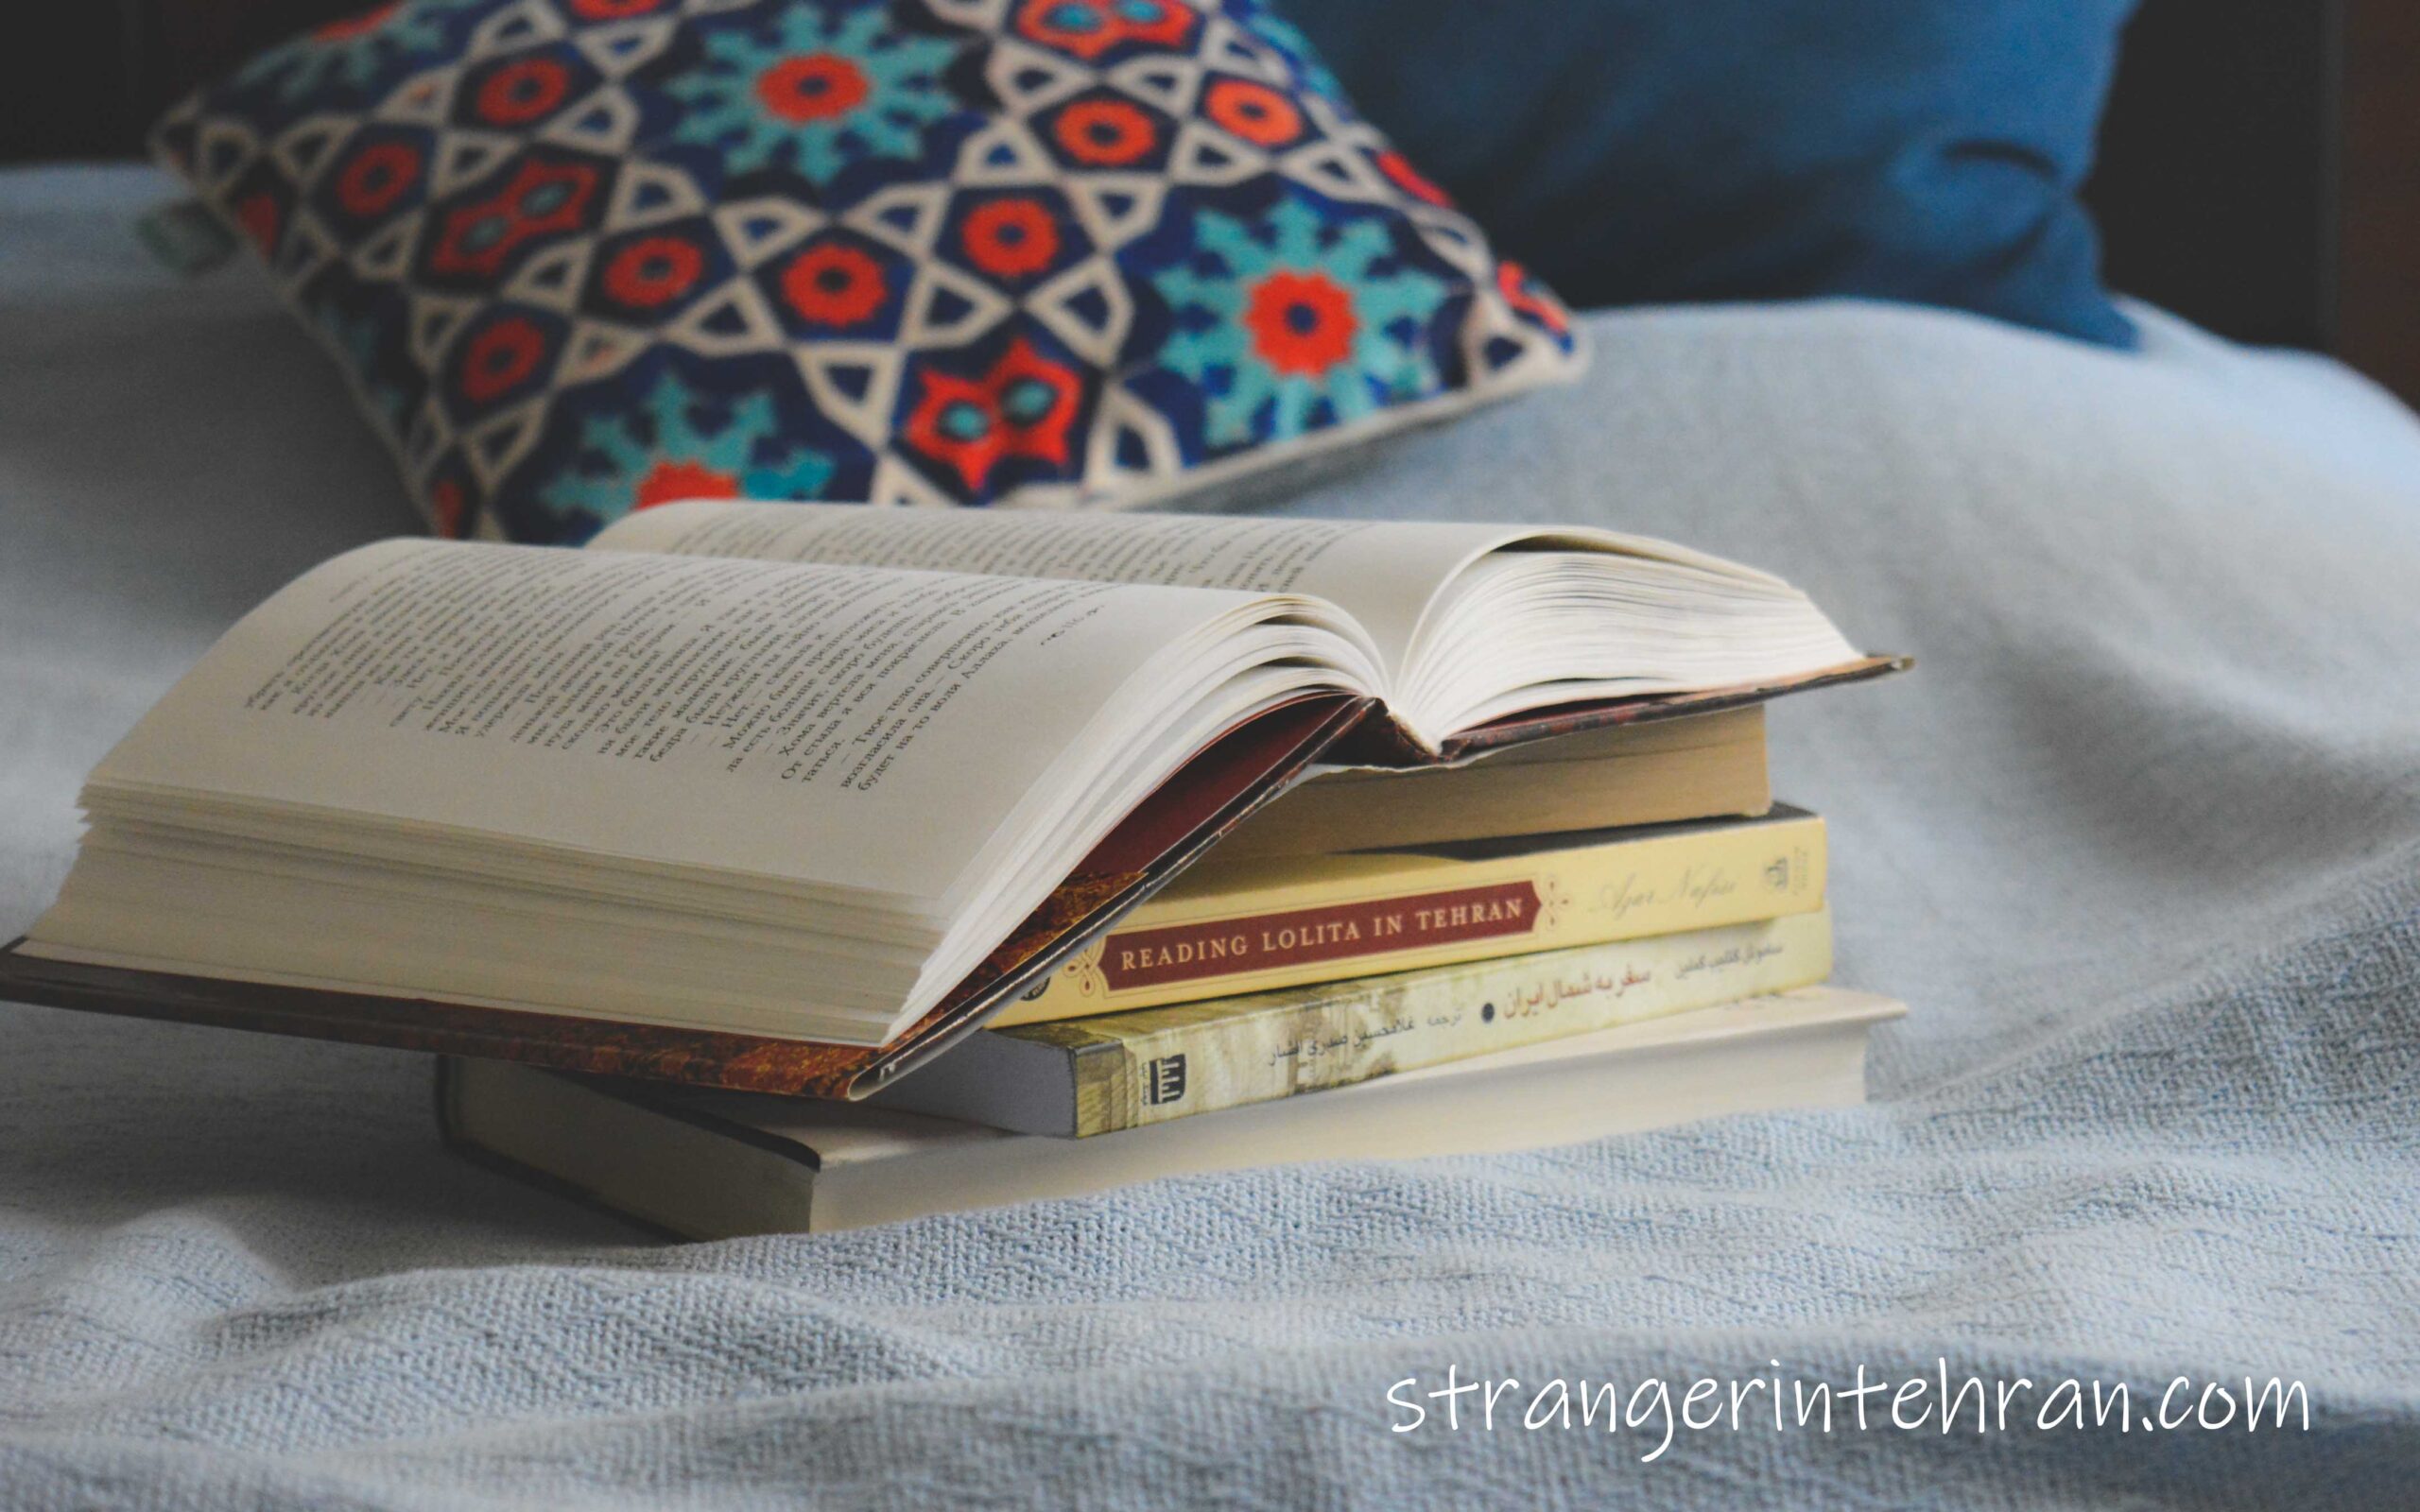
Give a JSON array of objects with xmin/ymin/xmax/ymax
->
[
  {"xmin": 880, "ymin": 909, "xmax": 1834, "ymax": 1136},
  {"xmin": 993, "ymin": 806, "xmax": 1825, "ymax": 1024}
]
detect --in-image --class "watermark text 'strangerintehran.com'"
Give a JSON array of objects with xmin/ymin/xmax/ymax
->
[{"xmin": 1386, "ymin": 1363, "xmax": 2309, "ymax": 1463}]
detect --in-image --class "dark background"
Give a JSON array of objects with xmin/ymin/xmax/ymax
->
[{"xmin": 5, "ymin": 0, "xmax": 2413, "ymax": 403}]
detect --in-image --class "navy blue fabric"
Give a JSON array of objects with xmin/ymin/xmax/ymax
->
[{"xmin": 1282, "ymin": 0, "xmax": 2139, "ymax": 346}]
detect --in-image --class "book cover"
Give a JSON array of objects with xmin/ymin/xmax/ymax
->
[
  {"xmin": 877, "ymin": 907, "xmax": 1833, "ymax": 1136},
  {"xmin": 994, "ymin": 806, "xmax": 1826, "ymax": 1024}
]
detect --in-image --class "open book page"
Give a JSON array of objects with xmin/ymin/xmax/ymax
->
[
  {"xmin": 80, "ymin": 539, "xmax": 1368, "ymax": 905},
  {"xmin": 591, "ymin": 501, "xmax": 1539, "ymax": 693}
]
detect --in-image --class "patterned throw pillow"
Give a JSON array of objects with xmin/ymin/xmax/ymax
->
[{"xmin": 155, "ymin": 0, "xmax": 1582, "ymax": 541}]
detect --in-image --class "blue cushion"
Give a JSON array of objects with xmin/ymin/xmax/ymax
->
[
  {"xmin": 1281, "ymin": 0, "xmax": 2139, "ymax": 347},
  {"xmin": 153, "ymin": 0, "xmax": 1582, "ymax": 541}
]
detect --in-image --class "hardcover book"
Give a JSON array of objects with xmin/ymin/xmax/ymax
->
[
  {"xmin": 1208, "ymin": 703, "xmax": 1772, "ymax": 861},
  {"xmin": 440, "ymin": 988, "xmax": 1907, "ymax": 1238},
  {"xmin": 876, "ymin": 907, "xmax": 1834, "ymax": 1136},
  {"xmin": 993, "ymin": 806, "xmax": 1826, "ymax": 1022},
  {"xmin": 0, "ymin": 502, "xmax": 1897, "ymax": 1097}
]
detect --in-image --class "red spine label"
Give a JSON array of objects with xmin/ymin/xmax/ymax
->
[{"xmin": 1097, "ymin": 881, "xmax": 1542, "ymax": 990}]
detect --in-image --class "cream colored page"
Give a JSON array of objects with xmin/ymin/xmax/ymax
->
[
  {"xmin": 590, "ymin": 502, "xmax": 1521, "ymax": 687},
  {"xmin": 90, "ymin": 540, "xmax": 1277, "ymax": 902}
]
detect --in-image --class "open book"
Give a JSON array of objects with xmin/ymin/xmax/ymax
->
[{"xmin": 4, "ymin": 503, "xmax": 1896, "ymax": 1095}]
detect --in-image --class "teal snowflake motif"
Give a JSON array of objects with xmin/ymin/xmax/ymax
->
[
  {"xmin": 236, "ymin": 1, "xmax": 466, "ymax": 103},
  {"xmin": 665, "ymin": 6, "xmax": 962, "ymax": 183},
  {"xmin": 540, "ymin": 372, "xmax": 835, "ymax": 534},
  {"xmin": 1150, "ymin": 194, "xmax": 1449, "ymax": 448}
]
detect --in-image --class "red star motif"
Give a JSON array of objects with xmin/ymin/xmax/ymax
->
[{"xmin": 903, "ymin": 338, "xmax": 1083, "ymax": 494}]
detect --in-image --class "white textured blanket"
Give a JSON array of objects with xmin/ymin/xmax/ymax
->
[{"xmin": 4, "ymin": 166, "xmax": 2417, "ymax": 1508}]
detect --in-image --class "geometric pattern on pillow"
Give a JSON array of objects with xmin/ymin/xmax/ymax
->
[{"xmin": 155, "ymin": 0, "xmax": 1582, "ymax": 541}]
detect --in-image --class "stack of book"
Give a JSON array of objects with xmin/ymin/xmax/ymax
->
[
  {"xmin": 0, "ymin": 503, "xmax": 1904, "ymax": 1238},
  {"xmin": 438, "ymin": 708, "xmax": 1899, "ymax": 1235}
]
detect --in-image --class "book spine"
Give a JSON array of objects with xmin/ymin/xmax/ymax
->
[
  {"xmin": 1052, "ymin": 909, "xmax": 1833, "ymax": 1135},
  {"xmin": 996, "ymin": 812, "xmax": 1825, "ymax": 1024}
]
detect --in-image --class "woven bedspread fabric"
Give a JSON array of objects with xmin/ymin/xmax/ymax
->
[{"xmin": 3, "ymin": 165, "xmax": 2416, "ymax": 1509}]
